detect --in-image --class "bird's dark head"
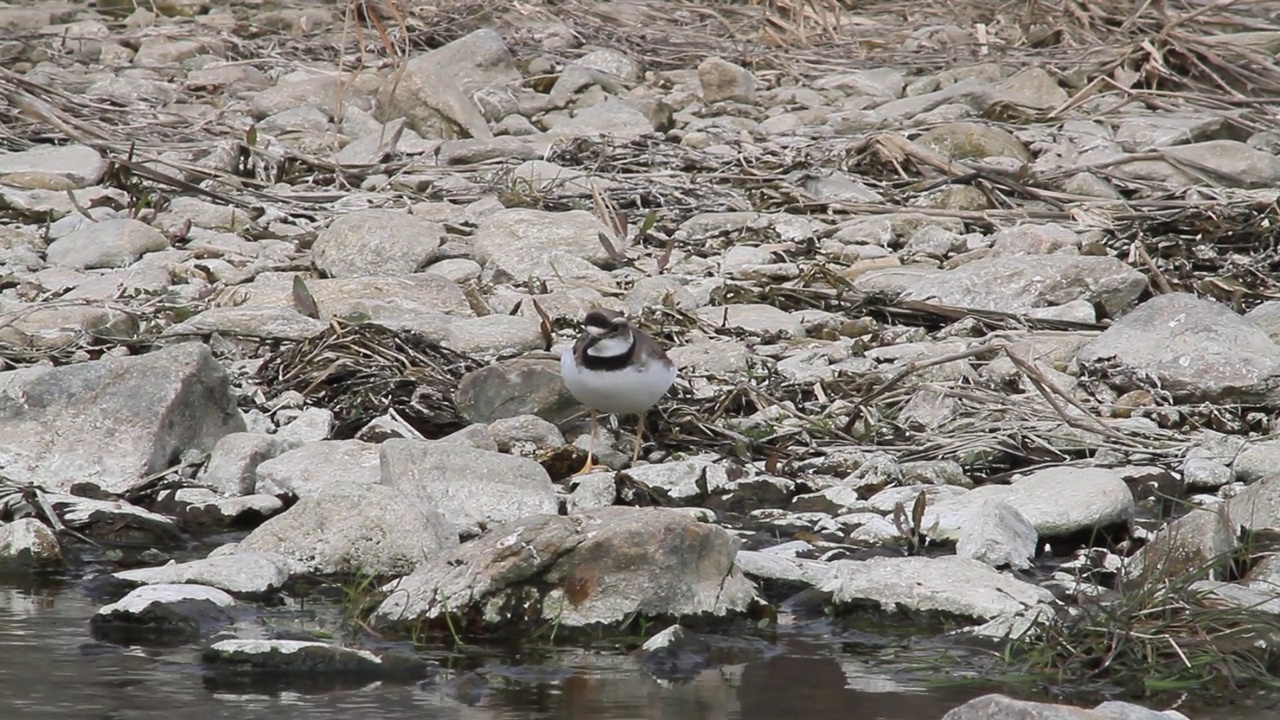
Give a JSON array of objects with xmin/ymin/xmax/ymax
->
[
  {"xmin": 583, "ymin": 308, "xmax": 633, "ymax": 356},
  {"xmin": 584, "ymin": 308, "xmax": 629, "ymax": 338}
]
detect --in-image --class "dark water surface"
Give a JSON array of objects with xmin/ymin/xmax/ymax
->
[{"xmin": 0, "ymin": 578, "xmax": 1273, "ymax": 720}]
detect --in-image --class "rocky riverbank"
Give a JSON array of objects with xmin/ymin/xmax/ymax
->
[{"xmin": 3, "ymin": 0, "xmax": 1280, "ymax": 717}]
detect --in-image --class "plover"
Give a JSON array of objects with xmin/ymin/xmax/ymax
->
[{"xmin": 560, "ymin": 308, "xmax": 677, "ymax": 474}]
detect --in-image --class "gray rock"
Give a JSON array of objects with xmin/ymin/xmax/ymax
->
[
  {"xmin": 384, "ymin": 29, "xmax": 518, "ymax": 139},
  {"xmin": 91, "ymin": 584, "xmax": 237, "ymax": 645},
  {"xmin": 1225, "ymin": 472, "xmax": 1280, "ymax": 534},
  {"xmin": 1002, "ymin": 466, "xmax": 1135, "ymax": 537},
  {"xmin": 1078, "ymin": 293, "xmax": 1280, "ymax": 406},
  {"xmin": 667, "ymin": 340, "xmax": 753, "ymax": 376},
  {"xmin": 455, "ymin": 358, "xmax": 577, "ymax": 424},
  {"xmin": 198, "ymin": 432, "xmax": 290, "ymax": 496},
  {"xmin": 820, "ymin": 555, "xmax": 1054, "ymax": 624},
  {"xmin": 917, "ymin": 122, "xmax": 1031, "ymax": 161},
  {"xmin": 1164, "ymin": 140, "xmax": 1280, "ymax": 189},
  {"xmin": 375, "ymin": 507, "xmax": 761, "ymax": 628},
  {"xmin": 472, "ymin": 208, "xmax": 623, "ymax": 275},
  {"xmin": 509, "ymin": 159, "xmax": 613, "ymax": 197},
  {"xmin": 437, "ymin": 135, "xmax": 548, "ymax": 164},
  {"xmin": 954, "ymin": 500, "xmax": 1038, "ymax": 570},
  {"xmin": 990, "ymin": 67, "xmax": 1068, "ymax": 111},
  {"xmin": 379, "ymin": 439, "xmax": 558, "ymax": 537},
  {"xmin": 619, "ymin": 459, "xmax": 731, "ymax": 505},
  {"xmin": 1246, "ymin": 299, "xmax": 1280, "ymax": 344},
  {"xmin": 695, "ymin": 304, "xmax": 805, "ymax": 338},
  {"xmin": 566, "ymin": 473, "xmax": 617, "ymax": 512},
  {"xmin": 274, "ymin": 407, "xmax": 333, "ymax": 446},
  {"xmin": 312, "ymin": 209, "xmax": 443, "ymax": 277},
  {"xmin": 942, "ymin": 694, "xmax": 1186, "ymax": 720},
  {"xmin": 1103, "ymin": 699, "xmax": 1184, "ymax": 719},
  {"xmin": 0, "ymin": 343, "xmax": 245, "ymax": 494},
  {"xmin": 239, "ymin": 273, "xmax": 472, "ymax": 333},
  {"xmin": 228, "ymin": 481, "xmax": 458, "ymax": 576},
  {"xmin": 1181, "ymin": 456, "xmax": 1233, "ymax": 490},
  {"xmin": 436, "ymin": 423, "xmax": 497, "ymax": 451},
  {"xmin": 134, "ymin": 38, "xmax": 206, "ymax": 66},
  {"xmin": 860, "ymin": 484, "xmax": 970, "ymax": 513},
  {"xmin": 43, "ymin": 493, "xmax": 181, "ymax": 545},
  {"xmin": 986, "ymin": 224, "xmax": 1079, "ymax": 257},
  {"xmin": 1115, "ymin": 115, "xmax": 1225, "ymax": 151},
  {"xmin": 203, "ymin": 639, "xmax": 428, "ymax": 679},
  {"xmin": 44, "ymin": 218, "xmax": 169, "ymax": 269},
  {"xmin": 106, "ymin": 553, "xmax": 290, "ymax": 597},
  {"xmin": 813, "ymin": 68, "xmax": 905, "ymax": 98},
  {"xmin": 577, "ymin": 49, "xmax": 641, "ymax": 84},
  {"xmin": 926, "ymin": 468, "xmax": 1133, "ymax": 540},
  {"xmin": 735, "ymin": 549, "xmax": 830, "ymax": 588},
  {"xmin": 1234, "ymin": 436, "xmax": 1280, "ymax": 484},
  {"xmin": 487, "ymin": 414, "xmax": 565, "ymax": 453},
  {"xmin": 0, "ymin": 518, "xmax": 63, "ymax": 569},
  {"xmin": 249, "ymin": 72, "xmax": 380, "ymax": 119},
  {"xmin": 0, "ymin": 144, "xmax": 107, "ymax": 189},
  {"xmin": 1125, "ymin": 506, "xmax": 1237, "ymax": 583},
  {"xmin": 903, "ymin": 255, "xmax": 1145, "ymax": 317},
  {"xmin": 154, "ymin": 196, "xmax": 253, "ymax": 233},
  {"xmin": 697, "ymin": 57, "xmax": 756, "ymax": 104},
  {"xmin": 0, "ymin": 303, "xmax": 140, "ymax": 351},
  {"xmin": 254, "ymin": 440, "xmax": 381, "ymax": 497},
  {"xmin": 444, "ymin": 314, "xmax": 545, "ymax": 356},
  {"xmin": 546, "ymin": 99, "xmax": 653, "ymax": 140},
  {"xmin": 423, "ymin": 257, "xmax": 482, "ymax": 284},
  {"xmin": 159, "ymin": 488, "xmax": 285, "ymax": 530}
]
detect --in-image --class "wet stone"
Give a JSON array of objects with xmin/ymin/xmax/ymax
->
[
  {"xmin": 0, "ymin": 518, "xmax": 63, "ymax": 570},
  {"xmin": 100, "ymin": 552, "xmax": 290, "ymax": 599},
  {"xmin": 91, "ymin": 584, "xmax": 239, "ymax": 646},
  {"xmin": 202, "ymin": 639, "xmax": 429, "ymax": 680}
]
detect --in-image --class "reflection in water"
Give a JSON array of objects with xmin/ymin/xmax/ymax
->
[{"xmin": 0, "ymin": 579, "xmax": 1274, "ymax": 720}]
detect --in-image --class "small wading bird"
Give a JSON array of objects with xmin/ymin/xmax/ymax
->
[{"xmin": 560, "ymin": 308, "xmax": 677, "ymax": 475}]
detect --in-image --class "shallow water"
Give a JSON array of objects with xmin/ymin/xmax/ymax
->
[{"xmin": 0, "ymin": 578, "xmax": 1274, "ymax": 720}]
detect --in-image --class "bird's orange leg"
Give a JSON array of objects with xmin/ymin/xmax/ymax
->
[
  {"xmin": 573, "ymin": 411, "xmax": 599, "ymax": 476},
  {"xmin": 631, "ymin": 410, "xmax": 646, "ymax": 465}
]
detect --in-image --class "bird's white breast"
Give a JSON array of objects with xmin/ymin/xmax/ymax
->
[{"xmin": 560, "ymin": 346, "xmax": 676, "ymax": 416}]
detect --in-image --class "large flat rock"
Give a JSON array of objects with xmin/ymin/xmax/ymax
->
[
  {"xmin": 225, "ymin": 481, "xmax": 458, "ymax": 576},
  {"xmin": 379, "ymin": 439, "xmax": 558, "ymax": 536},
  {"xmin": 1077, "ymin": 293, "xmax": 1280, "ymax": 407},
  {"xmin": 375, "ymin": 507, "xmax": 762, "ymax": 630},
  {"xmin": 819, "ymin": 555, "xmax": 1054, "ymax": 623},
  {"xmin": 0, "ymin": 343, "xmax": 245, "ymax": 494}
]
